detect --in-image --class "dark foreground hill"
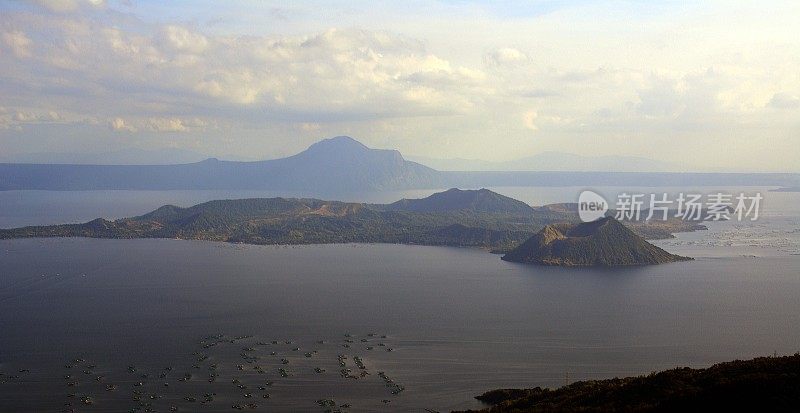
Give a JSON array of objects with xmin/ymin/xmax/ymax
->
[
  {"xmin": 502, "ymin": 217, "xmax": 690, "ymax": 266},
  {"xmin": 456, "ymin": 354, "xmax": 800, "ymax": 413}
]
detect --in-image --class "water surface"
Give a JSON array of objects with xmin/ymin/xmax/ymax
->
[
  {"xmin": 1, "ymin": 239, "xmax": 799, "ymax": 412},
  {"xmin": 1, "ymin": 187, "xmax": 799, "ymax": 412}
]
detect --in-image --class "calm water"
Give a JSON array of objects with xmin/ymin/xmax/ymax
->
[{"xmin": 1, "ymin": 188, "xmax": 799, "ymax": 412}]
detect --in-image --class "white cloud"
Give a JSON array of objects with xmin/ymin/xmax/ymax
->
[
  {"xmin": 109, "ymin": 117, "xmax": 136, "ymax": 132},
  {"xmin": 4, "ymin": 20, "xmax": 483, "ymax": 118},
  {"xmin": 300, "ymin": 122, "xmax": 321, "ymax": 132},
  {"xmin": 30, "ymin": 0, "xmax": 105, "ymax": 12},
  {"xmin": 31, "ymin": 0, "xmax": 80, "ymax": 12},
  {"xmin": 147, "ymin": 117, "xmax": 188, "ymax": 132},
  {"xmin": 13, "ymin": 111, "xmax": 34, "ymax": 122},
  {"xmin": 522, "ymin": 110, "xmax": 538, "ymax": 131},
  {"xmin": 2, "ymin": 30, "xmax": 32, "ymax": 58},
  {"xmin": 11, "ymin": 109, "xmax": 63, "ymax": 123},
  {"xmin": 194, "ymin": 70, "xmax": 261, "ymax": 105},
  {"xmin": 159, "ymin": 25, "xmax": 208, "ymax": 54},
  {"xmin": 107, "ymin": 117, "xmax": 207, "ymax": 133},
  {"xmin": 484, "ymin": 47, "xmax": 527, "ymax": 66},
  {"xmin": 0, "ymin": 1, "xmax": 798, "ymax": 170}
]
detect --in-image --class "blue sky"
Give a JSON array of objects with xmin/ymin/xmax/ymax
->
[{"xmin": 0, "ymin": 0, "xmax": 798, "ymax": 171}]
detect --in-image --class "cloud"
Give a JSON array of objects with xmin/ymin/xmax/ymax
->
[
  {"xmin": 3, "ymin": 18, "xmax": 483, "ymax": 119},
  {"xmin": 517, "ymin": 88, "xmax": 558, "ymax": 98},
  {"xmin": 29, "ymin": 0, "xmax": 105, "ymax": 13},
  {"xmin": 522, "ymin": 110, "xmax": 538, "ymax": 131},
  {"xmin": 2, "ymin": 30, "xmax": 32, "ymax": 58},
  {"xmin": 158, "ymin": 25, "xmax": 208, "ymax": 54},
  {"xmin": 768, "ymin": 92, "xmax": 800, "ymax": 109},
  {"xmin": 194, "ymin": 70, "xmax": 261, "ymax": 105},
  {"xmin": 0, "ymin": 1, "xmax": 799, "ymax": 171},
  {"xmin": 108, "ymin": 117, "xmax": 207, "ymax": 133},
  {"xmin": 11, "ymin": 109, "xmax": 63, "ymax": 123},
  {"xmin": 633, "ymin": 69, "xmax": 742, "ymax": 121},
  {"xmin": 484, "ymin": 47, "xmax": 528, "ymax": 66},
  {"xmin": 147, "ymin": 117, "xmax": 189, "ymax": 132},
  {"xmin": 186, "ymin": 28, "xmax": 483, "ymax": 115},
  {"xmin": 13, "ymin": 111, "xmax": 35, "ymax": 122},
  {"xmin": 300, "ymin": 122, "xmax": 321, "ymax": 132},
  {"xmin": 109, "ymin": 117, "xmax": 136, "ymax": 132}
]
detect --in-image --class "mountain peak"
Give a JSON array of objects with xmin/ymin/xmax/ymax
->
[
  {"xmin": 263, "ymin": 136, "xmax": 441, "ymax": 191},
  {"xmin": 503, "ymin": 216, "xmax": 691, "ymax": 266},
  {"xmin": 307, "ymin": 136, "xmax": 369, "ymax": 152},
  {"xmin": 443, "ymin": 187, "xmax": 491, "ymax": 193},
  {"xmin": 538, "ymin": 225, "xmax": 566, "ymax": 244},
  {"xmin": 0, "ymin": 135, "xmax": 444, "ymax": 192},
  {"xmin": 386, "ymin": 188, "xmax": 534, "ymax": 214}
]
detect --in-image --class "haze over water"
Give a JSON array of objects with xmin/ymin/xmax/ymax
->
[{"xmin": 1, "ymin": 188, "xmax": 799, "ymax": 412}]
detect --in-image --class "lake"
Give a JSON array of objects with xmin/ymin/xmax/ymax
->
[{"xmin": 1, "ymin": 187, "xmax": 799, "ymax": 412}]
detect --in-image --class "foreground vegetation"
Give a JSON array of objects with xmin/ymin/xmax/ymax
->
[{"xmin": 457, "ymin": 354, "xmax": 800, "ymax": 413}]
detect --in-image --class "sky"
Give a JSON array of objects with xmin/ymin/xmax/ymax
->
[{"xmin": 0, "ymin": 0, "xmax": 798, "ymax": 171}]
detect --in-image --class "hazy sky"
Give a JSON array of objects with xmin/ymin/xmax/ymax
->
[{"xmin": 1, "ymin": 0, "xmax": 798, "ymax": 171}]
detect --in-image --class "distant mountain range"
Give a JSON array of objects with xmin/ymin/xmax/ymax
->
[
  {"xmin": 0, "ymin": 136, "xmax": 442, "ymax": 192},
  {"xmin": 409, "ymin": 152, "xmax": 683, "ymax": 172},
  {"xmin": 4, "ymin": 147, "xmax": 678, "ymax": 171},
  {"xmin": 1, "ymin": 136, "xmax": 798, "ymax": 192},
  {"xmin": 502, "ymin": 217, "xmax": 691, "ymax": 266}
]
